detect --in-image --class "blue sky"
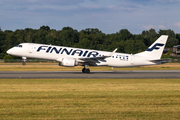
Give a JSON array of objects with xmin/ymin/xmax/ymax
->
[{"xmin": 0, "ymin": 0, "xmax": 180, "ymax": 34}]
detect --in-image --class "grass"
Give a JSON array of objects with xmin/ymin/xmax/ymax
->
[
  {"xmin": 0, "ymin": 78, "xmax": 180, "ymax": 119},
  {"xmin": 1, "ymin": 63, "xmax": 180, "ymax": 71}
]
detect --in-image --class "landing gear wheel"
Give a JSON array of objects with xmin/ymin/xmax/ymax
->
[
  {"xmin": 82, "ymin": 68, "xmax": 90, "ymax": 73},
  {"xmin": 85, "ymin": 69, "xmax": 90, "ymax": 73},
  {"xmin": 82, "ymin": 68, "xmax": 86, "ymax": 73},
  {"xmin": 22, "ymin": 62, "xmax": 26, "ymax": 66},
  {"xmin": 82, "ymin": 64, "xmax": 90, "ymax": 73}
]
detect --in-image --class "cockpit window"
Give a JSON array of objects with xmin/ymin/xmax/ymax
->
[{"xmin": 15, "ymin": 45, "xmax": 23, "ymax": 48}]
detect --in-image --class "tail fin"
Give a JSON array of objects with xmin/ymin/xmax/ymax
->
[{"xmin": 135, "ymin": 35, "xmax": 168, "ymax": 59}]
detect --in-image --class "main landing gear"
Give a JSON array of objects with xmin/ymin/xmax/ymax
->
[{"xmin": 82, "ymin": 64, "xmax": 90, "ymax": 73}]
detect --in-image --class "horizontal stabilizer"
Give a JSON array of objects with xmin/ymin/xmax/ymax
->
[{"xmin": 149, "ymin": 59, "xmax": 170, "ymax": 64}]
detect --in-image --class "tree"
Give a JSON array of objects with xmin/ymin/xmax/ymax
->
[
  {"xmin": 124, "ymin": 35, "xmax": 147, "ymax": 54},
  {"xmin": 176, "ymin": 34, "xmax": 180, "ymax": 44},
  {"xmin": 166, "ymin": 38, "xmax": 179, "ymax": 47},
  {"xmin": 58, "ymin": 27, "xmax": 79, "ymax": 47},
  {"xmin": 159, "ymin": 29, "xmax": 179, "ymax": 47},
  {"xmin": 3, "ymin": 55, "xmax": 13, "ymax": 63},
  {"xmin": 159, "ymin": 29, "xmax": 176, "ymax": 38},
  {"xmin": 40, "ymin": 25, "xmax": 50, "ymax": 31},
  {"xmin": 1, "ymin": 26, "xmax": 180, "ymax": 60},
  {"xmin": 119, "ymin": 29, "xmax": 132, "ymax": 41}
]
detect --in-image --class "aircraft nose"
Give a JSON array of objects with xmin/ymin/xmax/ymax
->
[{"xmin": 7, "ymin": 49, "xmax": 13, "ymax": 54}]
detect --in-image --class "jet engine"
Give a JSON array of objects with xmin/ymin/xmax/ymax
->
[{"xmin": 60, "ymin": 57, "xmax": 78, "ymax": 67}]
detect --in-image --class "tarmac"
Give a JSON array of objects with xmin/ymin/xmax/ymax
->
[{"xmin": 1, "ymin": 70, "xmax": 180, "ymax": 79}]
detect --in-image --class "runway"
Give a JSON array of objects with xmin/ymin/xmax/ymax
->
[{"xmin": 0, "ymin": 70, "xmax": 180, "ymax": 79}]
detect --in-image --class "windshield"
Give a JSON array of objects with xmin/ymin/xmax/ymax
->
[{"xmin": 15, "ymin": 45, "xmax": 23, "ymax": 48}]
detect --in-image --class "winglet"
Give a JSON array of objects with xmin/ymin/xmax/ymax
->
[{"xmin": 106, "ymin": 48, "xmax": 117, "ymax": 57}]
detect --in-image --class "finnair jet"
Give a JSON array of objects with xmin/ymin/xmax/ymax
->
[{"xmin": 7, "ymin": 35, "xmax": 168, "ymax": 73}]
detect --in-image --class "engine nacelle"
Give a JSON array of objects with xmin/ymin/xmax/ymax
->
[{"xmin": 60, "ymin": 57, "xmax": 78, "ymax": 67}]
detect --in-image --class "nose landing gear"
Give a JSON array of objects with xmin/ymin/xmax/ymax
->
[
  {"xmin": 22, "ymin": 57, "xmax": 27, "ymax": 66},
  {"xmin": 82, "ymin": 64, "xmax": 90, "ymax": 73}
]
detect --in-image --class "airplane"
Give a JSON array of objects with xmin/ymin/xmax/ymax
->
[{"xmin": 7, "ymin": 35, "xmax": 168, "ymax": 73}]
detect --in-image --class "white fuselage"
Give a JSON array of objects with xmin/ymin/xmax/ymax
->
[{"xmin": 7, "ymin": 43, "xmax": 158, "ymax": 67}]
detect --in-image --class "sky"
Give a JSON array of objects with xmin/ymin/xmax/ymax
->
[{"xmin": 0, "ymin": 0, "xmax": 180, "ymax": 34}]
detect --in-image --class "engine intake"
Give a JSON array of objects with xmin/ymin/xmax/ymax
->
[{"xmin": 60, "ymin": 57, "xmax": 78, "ymax": 67}]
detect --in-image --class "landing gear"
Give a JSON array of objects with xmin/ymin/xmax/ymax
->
[
  {"xmin": 82, "ymin": 64, "xmax": 90, "ymax": 73},
  {"xmin": 82, "ymin": 68, "xmax": 90, "ymax": 73},
  {"xmin": 22, "ymin": 57, "xmax": 27, "ymax": 66},
  {"xmin": 22, "ymin": 62, "xmax": 26, "ymax": 66}
]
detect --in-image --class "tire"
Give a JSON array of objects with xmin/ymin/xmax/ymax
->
[
  {"xmin": 22, "ymin": 62, "xmax": 26, "ymax": 66},
  {"xmin": 86, "ymin": 69, "xmax": 90, "ymax": 73},
  {"xmin": 82, "ymin": 68, "xmax": 86, "ymax": 73}
]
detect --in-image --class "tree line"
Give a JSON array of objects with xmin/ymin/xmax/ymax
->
[{"xmin": 0, "ymin": 26, "xmax": 180, "ymax": 59}]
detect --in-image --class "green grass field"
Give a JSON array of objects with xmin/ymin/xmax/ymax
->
[{"xmin": 0, "ymin": 78, "xmax": 180, "ymax": 119}]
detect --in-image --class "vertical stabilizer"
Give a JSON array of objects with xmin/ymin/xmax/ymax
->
[{"xmin": 135, "ymin": 35, "xmax": 168, "ymax": 59}]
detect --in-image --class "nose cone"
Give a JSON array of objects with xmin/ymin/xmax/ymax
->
[{"xmin": 7, "ymin": 49, "xmax": 13, "ymax": 54}]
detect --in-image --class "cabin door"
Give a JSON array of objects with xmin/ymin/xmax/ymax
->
[
  {"xmin": 28, "ymin": 43, "xmax": 34, "ymax": 53},
  {"xmin": 131, "ymin": 54, "xmax": 134, "ymax": 65}
]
